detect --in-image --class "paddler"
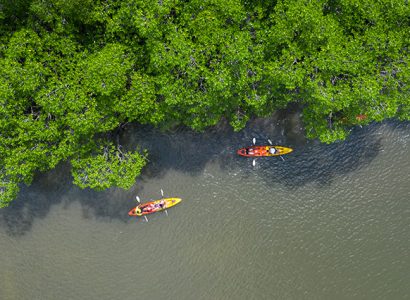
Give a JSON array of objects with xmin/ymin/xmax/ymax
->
[{"xmin": 269, "ymin": 147, "xmax": 276, "ymax": 154}]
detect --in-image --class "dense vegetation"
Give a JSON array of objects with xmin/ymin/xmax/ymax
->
[{"xmin": 1, "ymin": 0, "xmax": 409, "ymax": 207}]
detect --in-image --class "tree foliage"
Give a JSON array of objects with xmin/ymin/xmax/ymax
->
[
  {"xmin": 71, "ymin": 143, "xmax": 147, "ymax": 190},
  {"xmin": 1, "ymin": 0, "xmax": 409, "ymax": 206}
]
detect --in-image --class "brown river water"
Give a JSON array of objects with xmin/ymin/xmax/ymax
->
[{"xmin": 0, "ymin": 115, "xmax": 409, "ymax": 300}]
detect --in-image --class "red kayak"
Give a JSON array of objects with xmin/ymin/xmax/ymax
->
[{"xmin": 237, "ymin": 145, "xmax": 293, "ymax": 157}]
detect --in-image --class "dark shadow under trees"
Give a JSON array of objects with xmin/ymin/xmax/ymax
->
[{"xmin": 1, "ymin": 117, "xmax": 407, "ymax": 236}]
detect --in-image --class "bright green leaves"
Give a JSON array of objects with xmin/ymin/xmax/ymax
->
[
  {"xmin": 0, "ymin": 114, "xmax": 64, "ymax": 207},
  {"xmin": 29, "ymin": 0, "xmax": 96, "ymax": 26},
  {"xmin": 107, "ymin": 0, "xmax": 174, "ymax": 42},
  {"xmin": 0, "ymin": 179, "xmax": 19, "ymax": 209},
  {"xmin": 35, "ymin": 43, "xmax": 131, "ymax": 137},
  {"xmin": 262, "ymin": 0, "xmax": 410, "ymax": 142},
  {"xmin": 0, "ymin": 0, "xmax": 409, "ymax": 206},
  {"xmin": 2, "ymin": 29, "xmax": 46, "ymax": 102},
  {"xmin": 117, "ymin": 72, "xmax": 164, "ymax": 125},
  {"xmin": 81, "ymin": 44, "xmax": 132, "ymax": 98},
  {"xmin": 0, "ymin": 28, "xmax": 138, "ymax": 206},
  {"xmin": 0, "ymin": 29, "xmax": 55, "ymax": 207},
  {"xmin": 71, "ymin": 143, "xmax": 147, "ymax": 191},
  {"xmin": 137, "ymin": 0, "xmax": 268, "ymax": 130},
  {"xmin": 4, "ymin": 28, "xmax": 42, "ymax": 61},
  {"xmin": 396, "ymin": 56, "xmax": 410, "ymax": 121},
  {"xmin": 269, "ymin": 0, "xmax": 339, "ymax": 56}
]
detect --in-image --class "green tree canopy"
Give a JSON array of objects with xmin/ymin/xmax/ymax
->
[{"xmin": 1, "ymin": 0, "xmax": 409, "ymax": 206}]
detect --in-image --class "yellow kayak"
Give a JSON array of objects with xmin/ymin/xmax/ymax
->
[
  {"xmin": 128, "ymin": 198, "xmax": 182, "ymax": 216},
  {"xmin": 237, "ymin": 145, "xmax": 293, "ymax": 157}
]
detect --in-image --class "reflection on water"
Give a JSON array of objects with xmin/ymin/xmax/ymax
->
[{"xmin": 0, "ymin": 118, "xmax": 409, "ymax": 300}]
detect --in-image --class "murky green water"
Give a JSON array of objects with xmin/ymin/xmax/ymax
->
[{"xmin": 1, "ymin": 118, "xmax": 409, "ymax": 300}]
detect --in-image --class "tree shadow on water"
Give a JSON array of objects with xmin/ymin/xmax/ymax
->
[
  {"xmin": 0, "ymin": 115, "xmax": 298, "ymax": 236},
  {"xmin": 1, "ymin": 119, "xmax": 403, "ymax": 236},
  {"xmin": 124, "ymin": 109, "xmax": 306, "ymax": 180},
  {"xmin": 0, "ymin": 164, "xmax": 140, "ymax": 236},
  {"xmin": 253, "ymin": 123, "xmax": 386, "ymax": 189},
  {"xmin": 0, "ymin": 163, "xmax": 72, "ymax": 236},
  {"xmin": 123, "ymin": 122, "xmax": 237, "ymax": 179}
]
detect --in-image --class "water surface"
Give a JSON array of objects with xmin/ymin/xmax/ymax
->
[{"xmin": 1, "ymin": 117, "xmax": 409, "ymax": 300}]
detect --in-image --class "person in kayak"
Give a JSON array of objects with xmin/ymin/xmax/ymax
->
[
  {"xmin": 269, "ymin": 147, "xmax": 276, "ymax": 154},
  {"xmin": 143, "ymin": 204, "xmax": 154, "ymax": 213},
  {"xmin": 155, "ymin": 200, "xmax": 165, "ymax": 209}
]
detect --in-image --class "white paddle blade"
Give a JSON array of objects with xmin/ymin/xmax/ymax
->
[
  {"xmin": 136, "ymin": 196, "xmax": 141, "ymax": 203},
  {"xmin": 280, "ymin": 156, "xmax": 285, "ymax": 161},
  {"xmin": 252, "ymin": 138, "xmax": 256, "ymax": 145},
  {"xmin": 144, "ymin": 216, "xmax": 148, "ymax": 222},
  {"xmin": 268, "ymin": 139, "xmax": 273, "ymax": 145},
  {"xmin": 252, "ymin": 159, "xmax": 256, "ymax": 167},
  {"xmin": 161, "ymin": 189, "xmax": 164, "ymax": 197},
  {"xmin": 165, "ymin": 210, "xmax": 168, "ymax": 216}
]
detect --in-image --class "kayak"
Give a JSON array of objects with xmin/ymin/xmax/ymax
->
[
  {"xmin": 237, "ymin": 146, "xmax": 293, "ymax": 157},
  {"xmin": 128, "ymin": 198, "xmax": 182, "ymax": 216}
]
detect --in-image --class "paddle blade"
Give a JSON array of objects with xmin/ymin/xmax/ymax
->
[
  {"xmin": 252, "ymin": 138, "xmax": 256, "ymax": 145},
  {"xmin": 161, "ymin": 189, "xmax": 164, "ymax": 197},
  {"xmin": 165, "ymin": 210, "xmax": 168, "ymax": 216},
  {"xmin": 280, "ymin": 156, "xmax": 285, "ymax": 161},
  {"xmin": 252, "ymin": 159, "xmax": 256, "ymax": 167},
  {"xmin": 144, "ymin": 216, "xmax": 148, "ymax": 222},
  {"xmin": 268, "ymin": 139, "xmax": 273, "ymax": 145},
  {"xmin": 136, "ymin": 196, "xmax": 141, "ymax": 203}
]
